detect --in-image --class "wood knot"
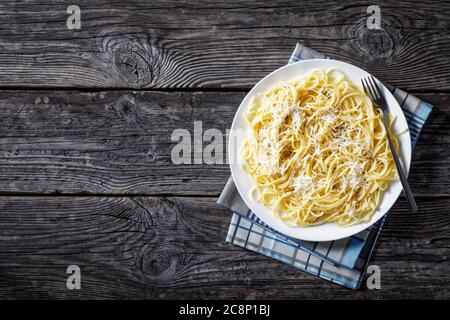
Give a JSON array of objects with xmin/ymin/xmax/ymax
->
[
  {"xmin": 131, "ymin": 198, "xmax": 181, "ymax": 228},
  {"xmin": 141, "ymin": 245, "xmax": 185, "ymax": 285},
  {"xmin": 113, "ymin": 44, "xmax": 153, "ymax": 88},
  {"xmin": 357, "ymin": 28, "xmax": 396, "ymax": 59},
  {"xmin": 345, "ymin": 15, "xmax": 403, "ymax": 61},
  {"xmin": 111, "ymin": 95, "xmax": 137, "ymax": 122},
  {"xmin": 143, "ymin": 149, "xmax": 157, "ymax": 162}
]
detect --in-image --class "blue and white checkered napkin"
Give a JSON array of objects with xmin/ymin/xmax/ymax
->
[{"xmin": 217, "ymin": 42, "xmax": 433, "ymax": 289}]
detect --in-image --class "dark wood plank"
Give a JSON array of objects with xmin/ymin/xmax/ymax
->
[
  {"xmin": 0, "ymin": 90, "xmax": 448, "ymax": 196},
  {"xmin": 0, "ymin": 195, "xmax": 448, "ymax": 299},
  {"xmin": 0, "ymin": 0, "xmax": 449, "ymax": 90}
]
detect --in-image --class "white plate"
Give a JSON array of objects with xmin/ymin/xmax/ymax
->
[{"xmin": 229, "ymin": 59, "xmax": 411, "ymax": 242}]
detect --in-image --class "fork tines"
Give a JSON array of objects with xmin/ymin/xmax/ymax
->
[{"xmin": 361, "ymin": 76, "xmax": 388, "ymax": 111}]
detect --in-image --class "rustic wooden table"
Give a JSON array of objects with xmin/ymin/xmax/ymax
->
[{"xmin": 0, "ymin": 0, "xmax": 448, "ymax": 299}]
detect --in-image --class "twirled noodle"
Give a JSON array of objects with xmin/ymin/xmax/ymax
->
[{"xmin": 241, "ymin": 69, "xmax": 399, "ymax": 227}]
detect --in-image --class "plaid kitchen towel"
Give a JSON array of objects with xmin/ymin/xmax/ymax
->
[{"xmin": 217, "ymin": 42, "xmax": 433, "ymax": 289}]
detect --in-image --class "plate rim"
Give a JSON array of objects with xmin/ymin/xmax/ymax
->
[{"xmin": 228, "ymin": 58, "xmax": 412, "ymax": 242}]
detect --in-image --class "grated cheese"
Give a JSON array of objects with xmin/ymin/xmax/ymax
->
[
  {"xmin": 292, "ymin": 174, "xmax": 313, "ymax": 193},
  {"xmin": 322, "ymin": 112, "xmax": 336, "ymax": 124}
]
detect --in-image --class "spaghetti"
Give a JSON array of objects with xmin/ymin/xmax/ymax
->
[{"xmin": 241, "ymin": 69, "xmax": 399, "ymax": 227}]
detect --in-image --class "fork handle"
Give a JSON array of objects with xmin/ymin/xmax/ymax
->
[{"xmin": 386, "ymin": 132, "xmax": 418, "ymax": 212}]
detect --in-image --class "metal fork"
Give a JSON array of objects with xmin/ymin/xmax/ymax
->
[{"xmin": 361, "ymin": 76, "xmax": 418, "ymax": 213}]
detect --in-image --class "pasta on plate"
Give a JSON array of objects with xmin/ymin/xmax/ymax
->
[{"xmin": 241, "ymin": 69, "xmax": 399, "ymax": 227}]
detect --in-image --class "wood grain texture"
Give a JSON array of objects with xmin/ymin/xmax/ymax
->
[
  {"xmin": 0, "ymin": 0, "xmax": 449, "ymax": 90},
  {"xmin": 0, "ymin": 90, "xmax": 448, "ymax": 196},
  {"xmin": 0, "ymin": 195, "xmax": 448, "ymax": 299},
  {"xmin": 1, "ymin": 0, "xmax": 449, "ymax": 300}
]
